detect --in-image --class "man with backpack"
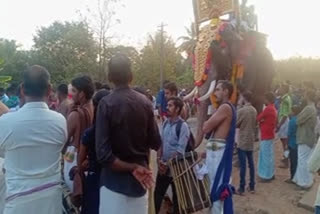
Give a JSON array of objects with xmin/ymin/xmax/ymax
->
[
  {"xmin": 163, "ymin": 82, "xmax": 189, "ymax": 121},
  {"xmin": 154, "ymin": 96, "xmax": 192, "ymax": 214}
]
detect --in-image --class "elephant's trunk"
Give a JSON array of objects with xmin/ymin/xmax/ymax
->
[
  {"xmin": 198, "ymin": 80, "xmax": 216, "ymax": 102},
  {"xmin": 194, "ymin": 79, "xmax": 215, "ymax": 148},
  {"xmin": 195, "ymin": 99, "xmax": 210, "ymax": 148}
]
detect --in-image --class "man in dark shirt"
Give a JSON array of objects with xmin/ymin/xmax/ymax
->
[{"xmin": 95, "ymin": 54, "xmax": 162, "ymax": 214}]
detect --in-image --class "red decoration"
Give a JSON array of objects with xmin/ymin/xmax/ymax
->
[{"xmin": 219, "ymin": 188, "xmax": 230, "ymax": 201}]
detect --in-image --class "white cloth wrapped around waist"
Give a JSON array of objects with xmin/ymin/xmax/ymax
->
[
  {"xmin": 206, "ymin": 138, "xmax": 226, "ymax": 151},
  {"xmin": 193, "ymin": 164, "xmax": 209, "ymax": 180},
  {"xmin": 193, "ymin": 139, "xmax": 226, "ymax": 180}
]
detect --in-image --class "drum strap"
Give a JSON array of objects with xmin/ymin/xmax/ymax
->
[{"xmin": 210, "ymin": 102, "xmax": 236, "ymax": 214}]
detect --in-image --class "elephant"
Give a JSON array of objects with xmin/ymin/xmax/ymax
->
[{"xmin": 184, "ymin": 21, "xmax": 275, "ymax": 148}]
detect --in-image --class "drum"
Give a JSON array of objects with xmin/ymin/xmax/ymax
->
[
  {"xmin": 62, "ymin": 181, "xmax": 80, "ymax": 214},
  {"xmin": 61, "ymin": 157, "xmax": 80, "ymax": 214},
  {"xmin": 168, "ymin": 152, "xmax": 211, "ymax": 214}
]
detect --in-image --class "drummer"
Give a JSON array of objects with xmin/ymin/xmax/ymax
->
[
  {"xmin": 154, "ymin": 97, "xmax": 190, "ymax": 214},
  {"xmin": 202, "ymin": 81, "xmax": 236, "ymax": 214}
]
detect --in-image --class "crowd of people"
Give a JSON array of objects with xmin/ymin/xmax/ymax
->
[
  {"xmin": 0, "ymin": 53, "xmax": 320, "ymax": 214},
  {"xmin": 235, "ymin": 81, "xmax": 320, "ymax": 213}
]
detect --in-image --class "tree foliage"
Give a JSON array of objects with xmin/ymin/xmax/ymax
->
[
  {"xmin": 274, "ymin": 57, "xmax": 320, "ymax": 86},
  {"xmin": 0, "ymin": 39, "xmax": 30, "ymax": 85},
  {"xmin": 135, "ymin": 32, "xmax": 185, "ymax": 92},
  {"xmin": 32, "ymin": 21, "xmax": 99, "ymax": 85},
  {"xmin": 176, "ymin": 62, "xmax": 194, "ymax": 89},
  {"xmin": 7, "ymin": 12, "xmax": 320, "ymax": 93},
  {"xmin": 178, "ymin": 22, "xmax": 197, "ymax": 56}
]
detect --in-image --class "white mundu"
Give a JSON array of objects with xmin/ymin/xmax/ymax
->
[{"xmin": 0, "ymin": 102, "xmax": 67, "ymax": 214}]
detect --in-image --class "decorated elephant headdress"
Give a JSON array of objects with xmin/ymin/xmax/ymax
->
[{"xmin": 186, "ymin": 0, "xmax": 274, "ymax": 113}]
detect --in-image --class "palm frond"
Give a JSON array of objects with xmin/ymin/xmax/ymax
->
[
  {"xmin": 178, "ymin": 36, "xmax": 192, "ymax": 41},
  {"xmin": 0, "ymin": 76, "xmax": 12, "ymax": 82}
]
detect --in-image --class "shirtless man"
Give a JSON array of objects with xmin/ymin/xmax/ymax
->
[
  {"xmin": 202, "ymin": 80, "xmax": 236, "ymax": 214},
  {"xmin": 56, "ymin": 83, "xmax": 72, "ymax": 119},
  {"xmin": 64, "ymin": 76, "xmax": 94, "ymax": 193}
]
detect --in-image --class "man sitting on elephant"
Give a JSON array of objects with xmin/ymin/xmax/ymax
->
[{"xmin": 202, "ymin": 80, "xmax": 236, "ymax": 214}]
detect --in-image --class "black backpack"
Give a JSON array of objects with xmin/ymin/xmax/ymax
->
[{"xmin": 163, "ymin": 119, "xmax": 195, "ymax": 152}]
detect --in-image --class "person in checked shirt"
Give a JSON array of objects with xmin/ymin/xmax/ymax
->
[{"xmin": 236, "ymin": 91, "xmax": 257, "ymax": 194}]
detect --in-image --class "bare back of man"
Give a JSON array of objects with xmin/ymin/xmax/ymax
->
[
  {"xmin": 67, "ymin": 103, "xmax": 94, "ymax": 149},
  {"xmin": 64, "ymin": 102, "xmax": 93, "ymax": 192},
  {"xmin": 58, "ymin": 99, "xmax": 72, "ymax": 119}
]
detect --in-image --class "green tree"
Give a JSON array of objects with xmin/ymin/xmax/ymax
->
[
  {"xmin": 176, "ymin": 23, "xmax": 197, "ymax": 89},
  {"xmin": 104, "ymin": 45, "xmax": 140, "ymax": 82},
  {"xmin": 0, "ymin": 51, "xmax": 12, "ymax": 89},
  {"xmin": 178, "ymin": 22, "xmax": 197, "ymax": 56},
  {"xmin": 105, "ymin": 45, "xmax": 139, "ymax": 62},
  {"xmin": 176, "ymin": 61, "xmax": 194, "ymax": 89},
  {"xmin": 0, "ymin": 39, "xmax": 31, "ymax": 85},
  {"xmin": 0, "ymin": 76, "xmax": 12, "ymax": 89},
  {"xmin": 32, "ymin": 21, "xmax": 99, "ymax": 85},
  {"xmin": 136, "ymin": 31, "xmax": 183, "ymax": 92},
  {"xmin": 274, "ymin": 57, "xmax": 320, "ymax": 86}
]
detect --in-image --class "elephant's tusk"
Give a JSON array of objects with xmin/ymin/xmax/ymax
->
[
  {"xmin": 183, "ymin": 86, "xmax": 197, "ymax": 101},
  {"xmin": 198, "ymin": 80, "xmax": 216, "ymax": 102}
]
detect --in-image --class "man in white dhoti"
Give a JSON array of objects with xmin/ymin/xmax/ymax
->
[
  {"xmin": 203, "ymin": 81, "xmax": 236, "ymax": 214},
  {"xmin": 95, "ymin": 54, "xmax": 162, "ymax": 214},
  {"xmin": 0, "ymin": 65, "xmax": 67, "ymax": 214},
  {"xmin": 308, "ymin": 138, "xmax": 320, "ymax": 213},
  {"xmin": 293, "ymin": 90, "xmax": 317, "ymax": 189}
]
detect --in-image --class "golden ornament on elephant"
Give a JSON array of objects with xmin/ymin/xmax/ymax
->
[
  {"xmin": 193, "ymin": 0, "xmax": 234, "ymax": 24},
  {"xmin": 194, "ymin": 22, "xmax": 219, "ymax": 86}
]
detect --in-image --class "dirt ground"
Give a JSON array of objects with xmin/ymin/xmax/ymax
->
[
  {"xmin": 158, "ymin": 118, "xmax": 317, "ymax": 214},
  {"xmin": 232, "ymin": 138, "xmax": 314, "ymax": 214}
]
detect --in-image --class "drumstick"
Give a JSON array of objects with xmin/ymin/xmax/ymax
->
[{"xmin": 173, "ymin": 158, "xmax": 203, "ymax": 181}]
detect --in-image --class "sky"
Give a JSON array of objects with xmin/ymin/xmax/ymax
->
[{"xmin": 0, "ymin": 0, "xmax": 319, "ymax": 59}]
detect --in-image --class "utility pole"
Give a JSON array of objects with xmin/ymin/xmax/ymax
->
[{"xmin": 158, "ymin": 23, "xmax": 167, "ymax": 89}]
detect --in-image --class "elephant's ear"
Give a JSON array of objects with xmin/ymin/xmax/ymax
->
[
  {"xmin": 210, "ymin": 41, "xmax": 232, "ymax": 80},
  {"xmin": 240, "ymin": 45, "xmax": 275, "ymax": 95},
  {"xmin": 253, "ymin": 47, "xmax": 275, "ymax": 93},
  {"xmin": 240, "ymin": 53, "xmax": 257, "ymax": 93}
]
